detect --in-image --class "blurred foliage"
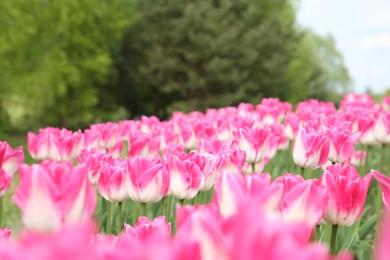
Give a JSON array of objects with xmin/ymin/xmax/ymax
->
[
  {"xmin": 287, "ymin": 29, "xmax": 352, "ymax": 104},
  {"xmin": 0, "ymin": 0, "xmax": 137, "ymax": 130},
  {"xmin": 0, "ymin": 0, "xmax": 352, "ymax": 131},
  {"xmin": 117, "ymin": 0, "xmax": 300, "ymax": 117}
]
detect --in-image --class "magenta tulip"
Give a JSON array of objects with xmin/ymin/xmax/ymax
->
[
  {"xmin": 0, "ymin": 142, "xmax": 24, "ymax": 196},
  {"xmin": 372, "ymin": 170, "xmax": 390, "ymax": 209},
  {"xmin": 327, "ymin": 127, "xmax": 361, "ymax": 163},
  {"xmin": 293, "ymin": 127, "xmax": 330, "ymax": 169},
  {"xmin": 320, "ymin": 165, "xmax": 372, "ymax": 226},
  {"xmin": 126, "ymin": 157, "xmax": 170, "ymax": 203},
  {"xmin": 165, "ymin": 151, "xmax": 202, "ymax": 200},
  {"xmin": 13, "ymin": 160, "xmax": 96, "ymax": 232},
  {"xmin": 99, "ymin": 159, "xmax": 129, "ymax": 202},
  {"xmin": 233, "ymin": 127, "xmax": 272, "ymax": 164}
]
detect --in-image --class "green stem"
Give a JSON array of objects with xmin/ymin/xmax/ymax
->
[
  {"xmin": 0, "ymin": 196, "xmax": 3, "ymax": 227},
  {"xmin": 117, "ymin": 202, "xmax": 123, "ymax": 234},
  {"xmin": 362, "ymin": 145, "xmax": 369, "ymax": 175},
  {"xmin": 287, "ymin": 140, "xmax": 292, "ymax": 172},
  {"xmin": 300, "ymin": 167, "xmax": 305, "ymax": 178},
  {"xmin": 141, "ymin": 202, "xmax": 147, "ymax": 217},
  {"xmin": 167, "ymin": 196, "xmax": 173, "ymax": 222},
  {"xmin": 330, "ymin": 224, "xmax": 339, "ymax": 255},
  {"xmin": 161, "ymin": 197, "xmax": 167, "ymax": 218},
  {"xmin": 194, "ymin": 193, "xmax": 199, "ymax": 205},
  {"xmin": 377, "ymin": 145, "xmax": 386, "ymax": 223},
  {"xmin": 179, "ymin": 199, "xmax": 185, "ymax": 206},
  {"xmin": 314, "ymin": 225, "xmax": 320, "ymax": 241},
  {"xmin": 380, "ymin": 144, "xmax": 385, "ymax": 173},
  {"xmin": 251, "ymin": 163, "xmax": 256, "ymax": 173},
  {"xmin": 106, "ymin": 201, "xmax": 112, "ymax": 234}
]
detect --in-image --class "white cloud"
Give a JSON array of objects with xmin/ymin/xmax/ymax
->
[{"xmin": 360, "ymin": 34, "xmax": 390, "ymax": 49}]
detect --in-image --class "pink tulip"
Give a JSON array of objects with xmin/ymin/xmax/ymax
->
[
  {"xmin": 126, "ymin": 157, "xmax": 169, "ymax": 203},
  {"xmin": 280, "ymin": 180, "xmax": 328, "ymax": 226},
  {"xmin": 98, "ymin": 159, "xmax": 129, "ymax": 202},
  {"xmin": 242, "ymin": 157, "xmax": 270, "ymax": 174},
  {"xmin": 0, "ymin": 142, "xmax": 24, "ymax": 196},
  {"xmin": 89, "ymin": 122, "xmax": 119, "ymax": 149},
  {"xmin": 372, "ymin": 170, "xmax": 390, "ymax": 209},
  {"xmin": 320, "ymin": 165, "xmax": 372, "ymax": 226},
  {"xmin": 76, "ymin": 148, "xmax": 110, "ymax": 184},
  {"xmin": 113, "ymin": 216, "xmax": 172, "ymax": 260},
  {"xmin": 172, "ymin": 113, "xmax": 198, "ymax": 149},
  {"xmin": 128, "ymin": 133, "xmax": 160, "ymax": 158},
  {"xmin": 107, "ymin": 140, "xmax": 124, "ymax": 158},
  {"xmin": 0, "ymin": 228, "xmax": 10, "ymax": 239},
  {"xmin": 213, "ymin": 172, "xmax": 246, "ymax": 217},
  {"xmin": 293, "ymin": 127, "xmax": 330, "ymax": 169},
  {"xmin": 165, "ymin": 151, "xmax": 202, "ymax": 200},
  {"xmin": 284, "ymin": 114, "xmax": 300, "ymax": 141},
  {"xmin": 375, "ymin": 208, "xmax": 390, "ymax": 260},
  {"xmin": 274, "ymin": 173, "xmax": 305, "ymax": 197},
  {"xmin": 123, "ymin": 216, "xmax": 171, "ymax": 242},
  {"xmin": 255, "ymin": 98, "xmax": 292, "ymax": 126},
  {"xmin": 175, "ymin": 202, "xmax": 331, "ymax": 260},
  {"xmin": 140, "ymin": 115, "xmax": 161, "ymax": 134},
  {"xmin": 374, "ymin": 112, "xmax": 390, "ymax": 144},
  {"xmin": 13, "ymin": 160, "xmax": 96, "ymax": 232},
  {"xmin": 357, "ymin": 116, "xmax": 378, "ymax": 145},
  {"xmin": 214, "ymin": 117, "xmax": 236, "ymax": 142},
  {"xmin": 341, "ymin": 93, "xmax": 376, "ymax": 111},
  {"xmin": 382, "ymin": 96, "xmax": 390, "ymax": 111},
  {"xmin": 0, "ymin": 224, "xmax": 96, "ymax": 260},
  {"xmin": 327, "ymin": 127, "xmax": 361, "ymax": 163},
  {"xmin": 213, "ymin": 172, "xmax": 283, "ymax": 217},
  {"xmin": 198, "ymin": 153, "xmax": 223, "ymax": 192},
  {"xmin": 218, "ymin": 147, "xmax": 246, "ymax": 175},
  {"xmin": 233, "ymin": 127, "xmax": 272, "ymax": 164},
  {"xmin": 196, "ymin": 136, "xmax": 223, "ymax": 154},
  {"xmin": 28, "ymin": 128, "xmax": 83, "ymax": 161},
  {"xmin": 297, "ymin": 99, "xmax": 337, "ymax": 115},
  {"xmin": 350, "ymin": 150, "xmax": 366, "ymax": 167}
]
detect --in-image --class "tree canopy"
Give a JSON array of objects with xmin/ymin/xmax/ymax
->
[{"xmin": 0, "ymin": 0, "xmax": 351, "ymax": 131}]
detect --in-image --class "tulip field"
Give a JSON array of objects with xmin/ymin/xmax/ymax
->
[{"xmin": 2, "ymin": 93, "xmax": 390, "ymax": 259}]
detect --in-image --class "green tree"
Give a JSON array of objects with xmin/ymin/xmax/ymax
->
[
  {"xmin": 286, "ymin": 29, "xmax": 351, "ymax": 104},
  {"xmin": 116, "ymin": 0, "xmax": 298, "ymax": 117},
  {"xmin": 0, "ymin": 0, "xmax": 137, "ymax": 130}
]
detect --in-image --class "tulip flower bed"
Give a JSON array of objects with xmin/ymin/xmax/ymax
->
[{"xmin": 2, "ymin": 94, "xmax": 390, "ymax": 259}]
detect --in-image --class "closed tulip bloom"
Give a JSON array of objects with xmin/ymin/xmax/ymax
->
[
  {"xmin": 89, "ymin": 122, "xmax": 119, "ymax": 149},
  {"xmin": 383, "ymin": 96, "xmax": 390, "ymax": 111},
  {"xmin": 375, "ymin": 208, "xmax": 390, "ymax": 260},
  {"xmin": 320, "ymin": 165, "xmax": 372, "ymax": 226},
  {"xmin": 128, "ymin": 133, "xmax": 160, "ymax": 158},
  {"xmin": 350, "ymin": 150, "xmax": 366, "ymax": 167},
  {"xmin": 77, "ymin": 149, "xmax": 110, "ymax": 185},
  {"xmin": 281, "ymin": 180, "xmax": 328, "ymax": 226},
  {"xmin": 28, "ymin": 128, "xmax": 83, "ymax": 161},
  {"xmin": 0, "ymin": 228, "xmax": 10, "ymax": 240},
  {"xmin": 13, "ymin": 161, "xmax": 96, "ymax": 232},
  {"xmin": 293, "ymin": 127, "xmax": 330, "ymax": 169},
  {"xmin": 99, "ymin": 159, "xmax": 129, "ymax": 202},
  {"xmin": 327, "ymin": 127, "xmax": 361, "ymax": 163},
  {"xmin": 126, "ymin": 157, "xmax": 169, "ymax": 203},
  {"xmin": 372, "ymin": 170, "xmax": 390, "ymax": 209},
  {"xmin": 123, "ymin": 216, "xmax": 171, "ymax": 242},
  {"xmin": 166, "ymin": 151, "xmax": 202, "ymax": 200},
  {"xmin": 233, "ymin": 127, "xmax": 272, "ymax": 164},
  {"xmin": 374, "ymin": 112, "xmax": 390, "ymax": 144},
  {"xmin": 0, "ymin": 142, "xmax": 24, "ymax": 196}
]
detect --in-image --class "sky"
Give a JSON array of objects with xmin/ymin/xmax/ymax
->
[{"xmin": 297, "ymin": 0, "xmax": 390, "ymax": 93}]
